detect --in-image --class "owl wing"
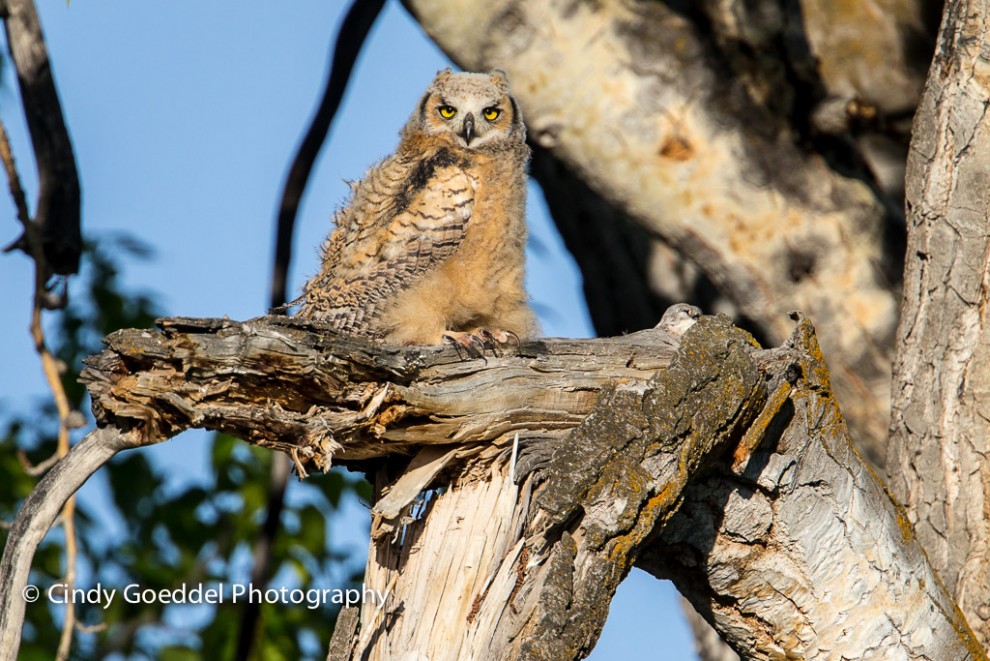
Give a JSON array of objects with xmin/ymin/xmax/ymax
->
[{"xmin": 303, "ymin": 158, "xmax": 476, "ymax": 334}]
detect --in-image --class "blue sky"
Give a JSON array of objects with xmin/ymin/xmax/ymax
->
[{"xmin": 0, "ymin": 2, "xmax": 695, "ymax": 658}]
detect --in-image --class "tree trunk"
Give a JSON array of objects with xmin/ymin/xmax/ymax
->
[{"xmin": 888, "ymin": 0, "xmax": 990, "ymax": 649}]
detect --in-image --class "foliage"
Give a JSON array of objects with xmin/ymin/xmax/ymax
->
[{"xmin": 0, "ymin": 235, "xmax": 369, "ymax": 660}]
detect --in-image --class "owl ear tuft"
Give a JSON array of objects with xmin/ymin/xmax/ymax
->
[{"xmin": 490, "ymin": 69, "xmax": 510, "ymax": 85}]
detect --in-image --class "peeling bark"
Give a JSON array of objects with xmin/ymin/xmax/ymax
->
[
  {"xmin": 79, "ymin": 315, "xmax": 679, "ymax": 466},
  {"xmin": 354, "ymin": 316, "xmax": 765, "ymax": 660}
]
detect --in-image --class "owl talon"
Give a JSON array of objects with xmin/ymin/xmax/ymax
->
[
  {"xmin": 480, "ymin": 328, "xmax": 519, "ymax": 349},
  {"xmin": 443, "ymin": 327, "xmax": 521, "ymax": 360},
  {"xmin": 444, "ymin": 332, "xmax": 487, "ymax": 360},
  {"xmin": 477, "ymin": 329, "xmax": 502, "ymax": 357},
  {"xmin": 497, "ymin": 329, "xmax": 520, "ymax": 347}
]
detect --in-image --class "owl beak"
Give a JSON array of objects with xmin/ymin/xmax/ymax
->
[{"xmin": 460, "ymin": 114, "xmax": 475, "ymax": 145}]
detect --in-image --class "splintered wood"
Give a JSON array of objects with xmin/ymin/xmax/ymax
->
[{"xmin": 362, "ymin": 469, "xmax": 534, "ymax": 659}]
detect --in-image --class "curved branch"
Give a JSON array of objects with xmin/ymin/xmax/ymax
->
[
  {"xmin": 0, "ymin": 0, "xmax": 81, "ymax": 276},
  {"xmin": 0, "ymin": 426, "xmax": 141, "ymax": 660}
]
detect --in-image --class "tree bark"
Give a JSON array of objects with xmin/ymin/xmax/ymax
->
[
  {"xmin": 888, "ymin": 0, "xmax": 990, "ymax": 649},
  {"xmin": 400, "ymin": 0, "xmax": 921, "ymax": 461},
  {"xmin": 643, "ymin": 319, "xmax": 981, "ymax": 660},
  {"xmin": 0, "ymin": 313, "xmax": 976, "ymax": 659},
  {"xmin": 682, "ymin": 600, "xmax": 741, "ymax": 661}
]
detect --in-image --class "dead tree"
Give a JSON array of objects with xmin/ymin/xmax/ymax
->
[{"xmin": 0, "ymin": 312, "xmax": 982, "ymax": 659}]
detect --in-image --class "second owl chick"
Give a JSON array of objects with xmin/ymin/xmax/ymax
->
[{"xmin": 298, "ymin": 69, "xmax": 537, "ymax": 350}]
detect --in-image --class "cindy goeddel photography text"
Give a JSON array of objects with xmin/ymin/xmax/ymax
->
[{"xmin": 22, "ymin": 582, "xmax": 389, "ymax": 611}]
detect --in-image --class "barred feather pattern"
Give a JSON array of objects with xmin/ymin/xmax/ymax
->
[
  {"xmin": 298, "ymin": 146, "xmax": 475, "ymax": 335},
  {"xmin": 297, "ymin": 69, "xmax": 536, "ymax": 345}
]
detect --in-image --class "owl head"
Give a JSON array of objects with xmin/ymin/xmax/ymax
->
[{"xmin": 407, "ymin": 69, "xmax": 525, "ymax": 150}]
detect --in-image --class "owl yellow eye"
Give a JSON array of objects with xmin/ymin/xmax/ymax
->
[
  {"xmin": 483, "ymin": 107, "xmax": 500, "ymax": 121},
  {"xmin": 438, "ymin": 105, "xmax": 457, "ymax": 119}
]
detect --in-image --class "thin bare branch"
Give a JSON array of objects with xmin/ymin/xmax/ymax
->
[
  {"xmin": 0, "ymin": 0, "xmax": 81, "ymax": 275},
  {"xmin": 250, "ymin": 3, "xmax": 386, "ymax": 655},
  {"xmin": 0, "ymin": 426, "xmax": 143, "ymax": 659},
  {"xmin": 16, "ymin": 448, "xmax": 59, "ymax": 476},
  {"xmin": 0, "ymin": 117, "xmax": 31, "ymax": 225},
  {"xmin": 269, "ymin": 0, "xmax": 386, "ymax": 310},
  {"xmin": 75, "ymin": 621, "xmax": 107, "ymax": 635},
  {"xmin": 0, "ymin": 54, "xmax": 81, "ymax": 661}
]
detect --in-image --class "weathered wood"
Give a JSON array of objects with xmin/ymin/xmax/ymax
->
[
  {"xmin": 80, "ymin": 315, "xmax": 678, "ymax": 468},
  {"xmin": 888, "ymin": 0, "xmax": 990, "ymax": 648},
  {"xmin": 0, "ymin": 312, "xmax": 979, "ymax": 659},
  {"xmin": 641, "ymin": 320, "xmax": 985, "ymax": 660},
  {"xmin": 354, "ymin": 315, "xmax": 766, "ymax": 660}
]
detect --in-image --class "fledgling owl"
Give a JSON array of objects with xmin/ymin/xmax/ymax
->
[{"xmin": 297, "ymin": 69, "xmax": 537, "ymax": 352}]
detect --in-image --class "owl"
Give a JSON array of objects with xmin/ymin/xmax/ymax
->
[{"xmin": 297, "ymin": 69, "xmax": 537, "ymax": 353}]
